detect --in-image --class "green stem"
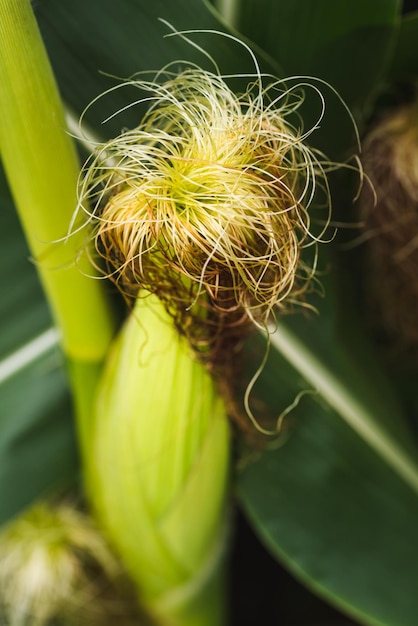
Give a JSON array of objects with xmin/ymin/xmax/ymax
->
[
  {"xmin": 0, "ymin": 0, "xmax": 114, "ymax": 363},
  {"xmin": 0, "ymin": 0, "xmax": 116, "ymax": 459}
]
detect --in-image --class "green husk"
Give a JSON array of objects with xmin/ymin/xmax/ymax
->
[{"xmin": 86, "ymin": 293, "xmax": 231, "ymax": 626}]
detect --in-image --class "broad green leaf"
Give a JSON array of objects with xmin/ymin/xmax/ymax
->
[
  {"xmin": 0, "ymin": 169, "xmax": 78, "ymax": 525},
  {"xmin": 236, "ymin": 265, "xmax": 418, "ymax": 626},
  {"xmin": 237, "ymin": 394, "xmax": 418, "ymax": 626}
]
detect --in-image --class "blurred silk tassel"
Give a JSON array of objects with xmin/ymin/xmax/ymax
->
[{"xmin": 0, "ymin": 500, "xmax": 142, "ymax": 626}]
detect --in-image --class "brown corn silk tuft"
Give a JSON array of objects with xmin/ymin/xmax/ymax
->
[
  {"xmin": 360, "ymin": 100, "xmax": 418, "ymax": 356},
  {"xmin": 77, "ymin": 67, "xmax": 331, "ymax": 367}
]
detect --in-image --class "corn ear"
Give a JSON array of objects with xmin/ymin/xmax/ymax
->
[{"xmin": 86, "ymin": 293, "xmax": 231, "ymax": 626}]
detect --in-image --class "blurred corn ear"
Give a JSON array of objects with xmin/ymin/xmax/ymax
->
[{"xmin": 85, "ymin": 293, "xmax": 231, "ymax": 626}]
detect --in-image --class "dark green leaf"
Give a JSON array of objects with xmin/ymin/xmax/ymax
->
[
  {"xmin": 36, "ymin": 0, "xmax": 274, "ymax": 138},
  {"xmin": 238, "ymin": 395, "xmax": 418, "ymax": 626},
  {"xmin": 0, "ymin": 172, "xmax": 52, "ymax": 358},
  {"xmin": 389, "ymin": 11, "xmax": 418, "ymax": 81},
  {"xmin": 224, "ymin": 0, "xmax": 401, "ymax": 154},
  {"xmin": 0, "ymin": 169, "xmax": 78, "ymax": 525},
  {"xmin": 229, "ymin": 0, "xmax": 400, "ymax": 109},
  {"xmin": 236, "ymin": 264, "xmax": 418, "ymax": 626}
]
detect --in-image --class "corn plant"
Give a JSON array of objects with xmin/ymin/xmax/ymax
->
[{"xmin": 1, "ymin": 1, "xmax": 418, "ymax": 625}]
